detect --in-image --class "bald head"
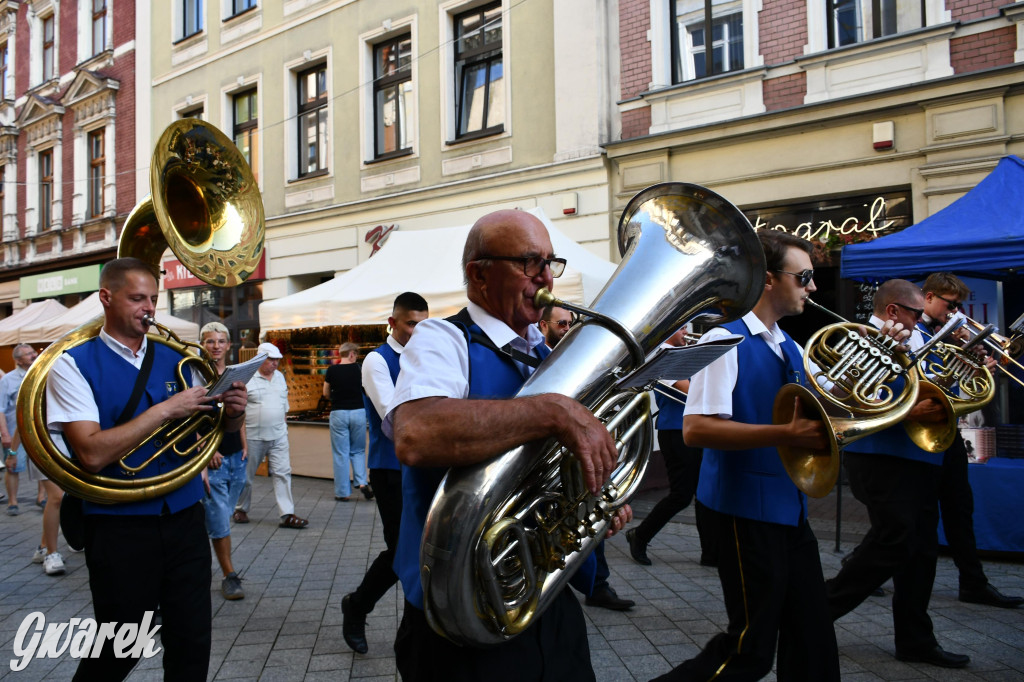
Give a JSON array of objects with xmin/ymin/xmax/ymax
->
[{"xmin": 462, "ymin": 210, "xmax": 556, "ymax": 336}]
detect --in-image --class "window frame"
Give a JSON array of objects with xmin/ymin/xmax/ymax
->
[
  {"xmin": 179, "ymin": 0, "xmax": 205, "ymax": 41},
  {"xmin": 232, "ymin": 87, "xmax": 259, "ymax": 181},
  {"xmin": 42, "ymin": 14, "xmax": 55, "ymax": 82},
  {"xmin": 228, "ymin": 0, "xmax": 257, "ymax": 19},
  {"xmin": 372, "ymin": 34, "xmax": 414, "ymax": 161},
  {"xmin": 452, "ymin": 1, "xmax": 505, "ymax": 142},
  {"xmin": 39, "ymin": 150, "xmax": 54, "ymax": 231},
  {"xmin": 87, "ymin": 129, "xmax": 105, "ymax": 219},
  {"xmin": 0, "ymin": 42, "xmax": 8, "ymax": 100},
  {"xmin": 295, "ymin": 63, "xmax": 329, "ymax": 179},
  {"xmin": 92, "ymin": 0, "xmax": 108, "ymax": 57},
  {"xmin": 670, "ymin": 0, "xmax": 746, "ymax": 84},
  {"xmin": 824, "ymin": 0, "xmax": 927, "ymax": 49}
]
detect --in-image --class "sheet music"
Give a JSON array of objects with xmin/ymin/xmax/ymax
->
[
  {"xmin": 206, "ymin": 353, "xmax": 267, "ymax": 397},
  {"xmin": 614, "ymin": 335, "xmax": 743, "ymax": 390}
]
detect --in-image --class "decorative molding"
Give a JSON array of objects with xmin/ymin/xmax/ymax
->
[
  {"xmin": 441, "ymin": 146, "xmax": 512, "ymax": 176},
  {"xmin": 360, "ymin": 165, "xmax": 421, "ymax": 193},
  {"xmin": 63, "ymin": 70, "xmax": 120, "ymax": 128},
  {"xmin": 644, "ymin": 68, "xmax": 766, "ymax": 134},
  {"xmin": 16, "ymin": 94, "xmax": 63, "ymax": 146}
]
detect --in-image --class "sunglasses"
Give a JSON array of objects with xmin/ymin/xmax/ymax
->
[
  {"xmin": 554, "ymin": 319, "xmax": 570, "ymax": 328},
  {"xmin": 774, "ymin": 269, "xmax": 815, "ymax": 287},
  {"xmin": 477, "ymin": 255, "xmax": 567, "ymax": 278},
  {"xmin": 933, "ymin": 293, "xmax": 961, "ymax": 312},
  {"xmin": 893, "ymin": 302, "xmax": 925, "ymax": 320}
]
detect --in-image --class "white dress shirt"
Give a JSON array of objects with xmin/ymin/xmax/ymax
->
[
  {"xmin": 245, "ymin": 369, "xmax": 289, "ymax": 441},
  {"xmin": 383, "ymin": 301, "xmax": 546, "ymax": 437},
  {"xmin": 362, "ymin": 334, "xmax": 406, "ymax": 420}
]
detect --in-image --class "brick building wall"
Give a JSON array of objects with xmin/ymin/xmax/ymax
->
[
  {"xmin": 763, "ymin": 72, "xmax": 807, "ymax": 111},
  {"xmin": 950, "ymin": 26, "xmax": 1016, "ymax": 73},
  {"xmin": 618, "ymin": 0, "xmax": 652, "ymax": 139},
  {"xmin": 759, "ymin": 0, "xmax": 808, "ymax": 64},
  {"xmin": 947, "ymin": 0, "xmax": 1006, "ymax": 22}
]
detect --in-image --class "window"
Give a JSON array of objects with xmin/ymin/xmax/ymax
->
[
  {"xmin": 233, "ymin": 89, "xmax": 258, "ymax": 181},
  {"xmin": 92, "ymin": 0, "xmax": 107, "ymax": 56},
  {"xmin": 230, "ymin": 0, "xmax": 256, "ymax": 16},
  {"xmin": 826, "ymin": 0, "xmax": 925, "ymax": 48},
  {"xmin": 296, "ymin": 64, "xmax": 328, "ymax": 177},
  {"xmin": 454, "ymin": 2, "xmax": 504, "ymax": 140},
  {"xmin": 672, "ymin": 0, "xmax": 744, "ymax": 82},
  {"xmin": 39, "ymin": 150, "xmax": 53, "ymax": 231},
  {"xmin": 88, "ymin": 130, "xmax": 105, "ymax": 218},
  {"xmin": 0, "ymin": 165, "xmax": 4, "ymax": 227},
  {"xmin": 373, "ymin": 35, "xmax": 413, "ymax": 159},
  {"xmin": 180, "ymin": 105, "xmax": 205, "ymax": 119},
  {"xmin": 42, "ymin": 15, "xmax": 55, "ymax": 81},
  {"xmin": 181, "ymin": 0, "xmax": 204, "ymax": 40},
  {"xmin": 0, "ymin": 43, "xmax": 8, "ymax": 99}
]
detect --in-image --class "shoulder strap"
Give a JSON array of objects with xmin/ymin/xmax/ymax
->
[
  {"xmin": 445, "ymin": 308, "xmax": 541, "ymax": 368},
  {"xmin": 114, "ymin": 342, "xmax": 156, "ymax": 426}
]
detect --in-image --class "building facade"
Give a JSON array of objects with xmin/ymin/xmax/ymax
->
[
  {"xmin": 0, "ymin": 0, "xmax": 149, "ymax": 316},
  {"xmin": 149, "ymin": 0, "xmax": 621, "ymax": 347}
]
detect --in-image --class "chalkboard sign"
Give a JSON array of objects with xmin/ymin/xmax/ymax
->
[{"xmin": 854, "ymin": 282, "xmax": 877, "ymax": 324}]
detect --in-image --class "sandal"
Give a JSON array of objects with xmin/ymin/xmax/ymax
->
[
  {"xmin": 279, "ymin": 514, "xmax": 308, "ymax": 529},
  {"xmin": 233, "ymin": 510, "xmax": 249, "ymax": 524}
]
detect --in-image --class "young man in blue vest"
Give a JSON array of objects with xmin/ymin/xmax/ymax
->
[
  {"xmin": 385, "ymin": 209, "xmax": 630, "ymax": 681},
  {"xmin": 918, "ymin": 272, "xmax": 1021, "ymax": 609},
  {"xmin": 342, "ymin": 291, "xmax": 429, "ymax": 654},
  {"xmin": 826, "ymin": 278, "xmax": 972, "ymax": 668},
  {"xmin": 654, "ymin": 230, "xmax": 841, "ymax": 681},
  {"xmin": 46, "ymin": 258, "xmax": 248, "ymax": 681}
]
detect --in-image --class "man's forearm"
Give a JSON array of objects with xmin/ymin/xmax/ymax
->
[
  {"xmin": 393, "ymin": 394, "xmax": 570, "ymax": 468},
  {"xmin": 683, "ymin": 414, "xmax": 791, "ymax": 451}
]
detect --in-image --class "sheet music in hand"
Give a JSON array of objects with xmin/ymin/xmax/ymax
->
[
  {"xmin": 613, "ymin": 335, "xmax": 744, "ymax": 391},
  {"xmin": 206, "ymin": 353, "xmax": 268, "ymax": 397}
]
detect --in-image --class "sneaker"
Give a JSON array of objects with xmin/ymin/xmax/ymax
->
[
  {"xmin": 32, "ymin": 545, "xmax": 48, "ymax": 564},
  {"xmin": 6, "ymin": 505, "xmax": 19, "ymax": 516},
  {"xmin": 221, "ymin": 572, "xmax": 245, "ymax": 600},
  {"xmin": 44, "ymin": 552, "xmax": 65, "ymax": 576}
]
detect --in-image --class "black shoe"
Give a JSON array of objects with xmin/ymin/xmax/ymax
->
[
  {"xmin": 895, "ymin": 645, "xmax": 970, "ymax": 668},
  {"xmin": 360, "ymin": 485, "xmax": 374, "ymax": 501},
  {"xmin": 626, "ymin": 529, "xmax": 651, "ymax": 566},
  {"xmin": 585, "ymin": 585, "xmax": 635, "ymax": 611},
  {"xmin": 341, "ymin": 593, "xmax": 368, "ymax": 654},
  {"xmin": 959, "ymin": 583, "xmax": 1024, "ymax": 608}
]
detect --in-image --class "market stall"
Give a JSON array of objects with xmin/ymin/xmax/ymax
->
[
  {"xmin": 257, "ymin": 208, "xmax": 617, "ymax": 477},
  {"xmin": 15, "ymin": 292, "xmax": 200, "ymax": 344},
  {"xmin": 0, "ymin": 300, "xmax": 69, "ymax": 371}
]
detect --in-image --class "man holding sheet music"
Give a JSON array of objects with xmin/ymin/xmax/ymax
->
[{"xmin": 45, "ymin": 257, "xmax": 248, "ymax": 681}]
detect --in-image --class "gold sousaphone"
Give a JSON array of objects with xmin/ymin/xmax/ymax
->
[
  {"xmin": 773, "ymin": 300, "xmax": 965, "ymax": 497},
  {"xmin": 17, "ymin": 119, "xmax": 265, "ymax": 504}
]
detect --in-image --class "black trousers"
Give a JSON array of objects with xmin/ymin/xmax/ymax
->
[
  {"xmin": 395, "ymin": 588, "xmax": 595, "ymax": 682},
  {"xmin": 939, "ymin": 431, "xmax": 988, "ymax": 591},
  {"xmin": 74, "ymin": 503, "xmax": 212, "ymax": 682},
  {"xmin": 826, "ymin": 452, "xmax": 941, "ymax": 654},
  {"xmin": 637, "ymin": 431, "xmax": 716, "ymax": 561},
  {"xmin": 350, "ymin": 468, "xmax": 403, "ymax": 614},
  {"xmin": 653, "ymin": 510, "xmax": 839, "ymax": 682}
]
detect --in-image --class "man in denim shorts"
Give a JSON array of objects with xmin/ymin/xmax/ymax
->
[{"xmin": 200, "ymin": 322, "xmax": 248, "ymax": 600}]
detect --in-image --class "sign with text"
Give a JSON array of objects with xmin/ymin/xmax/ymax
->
[
  {"xmin": 19, "ymin": 265, "xmax": 101, "ymax": 300},
  {"xmin": 162, "ymin": 252, "xmax": 266, "ymax": 290}
]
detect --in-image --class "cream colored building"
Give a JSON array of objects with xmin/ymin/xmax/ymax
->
[{"xmin": 148, "ymin": 0, "xmax": 622, "ymax": 332}]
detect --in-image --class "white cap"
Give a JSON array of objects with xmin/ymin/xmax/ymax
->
[{"xmin": 257, "ymin": 342, "xmax": 283, "ymax": 359}]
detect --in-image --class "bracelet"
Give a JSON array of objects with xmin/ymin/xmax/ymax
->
[{"xmin": 4, "ymin": 448, "xmax": 15, "ymax": 458}]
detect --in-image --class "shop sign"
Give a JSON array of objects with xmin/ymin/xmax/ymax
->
[
  {"xmin": 365, "ymin": 224, "xmax": 395, "ymax": 256},
  {"xmin": 753, "ymin": 197, "xmax": 897, "ymax": 245},
  {"xmin": 19, "ymin": 265, "xmax": 101, "ymax": 300},
  {"xmin": 162, "ymin": 252, "xmax": 266, "ymax": 290}
]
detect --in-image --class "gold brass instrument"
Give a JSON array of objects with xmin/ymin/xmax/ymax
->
[
  {"xmin": 420, "ymin": 183, "xmax": 766, "ymax": 646},
  {"xmin": 773, "ymin": 299, "xmax": 964, "ymax": 497},
  {"xmin": 17, "ymin": 119, "xmax": 264, "ymax": 505},
  {"xmin": 960, "ymin": 315, "xmax": 1024, "ymax": 390}
]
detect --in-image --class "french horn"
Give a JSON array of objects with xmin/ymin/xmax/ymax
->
[
  {"xmin": 773, "ymin": 300, "xmax": 965, "ymax": 497},
  {"xmin": 17, "ymin": 119, "xmax": 264, "ymax": 504},
  {"xmin": 420, "ymin": 183, "xmax": 766, "ymax": 646}
]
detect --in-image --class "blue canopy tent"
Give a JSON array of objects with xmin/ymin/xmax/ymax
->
[{"xmin": 840, "ymin": 156, "xmax": 1024, "ymax": 281}]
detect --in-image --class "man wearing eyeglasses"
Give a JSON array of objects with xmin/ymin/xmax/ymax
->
[
  {"xmin": 919, "ymin": 273, "xmax": 1022, "ymax": 609},
  {"xmin": 826, "ymin": 278, "xmax": 972, "ymax": 668},
  {"xmin": 538, "ymin": 305, "xmax": 572, "ymax": 349},
  {"xmin": 383, "ymin": 209, "xmax": 630, "ymax": 681}
]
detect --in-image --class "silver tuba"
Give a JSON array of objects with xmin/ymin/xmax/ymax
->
[{"xmin": 420, "ymin": 183, "xmax": 766, "ymax": 646}]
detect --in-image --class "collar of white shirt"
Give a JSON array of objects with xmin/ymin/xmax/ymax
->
[
  {"xmin": 386, "ymin": 334, "xmax": 405, "ymax": 354},
  {"xmin": 740, "ymin": 310, "xmax": 785, "ymax": 355},
  {"xmin": 99, "ymin": 327, "xmax": 148, "ymax": 363},
  {"xmin": 466, "ymin": 301, "xmax": 546, "ymax": 356}
]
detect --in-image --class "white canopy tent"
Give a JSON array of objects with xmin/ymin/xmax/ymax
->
[
  {"xmin": 16, "ymin": 292, "xmax": 200, "ymax": 343},
  {"xmin": 260, "ymin": 208, "xmax": 617, "ymax": 332},
  {"xmin": 0, "ymin": 299, "xmax": 69, "ymax": 346}
]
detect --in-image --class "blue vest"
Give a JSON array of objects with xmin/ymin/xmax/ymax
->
[
  {"xmin": 67, "ymin": 338, "xmax": 205, "ymax": 515},
  {"xmin": 363, "ymin": 343, "xmax": 401, "ymax": 471},
  {"xmin": 655, "ymin": 390, "xmax": 685, "ymax": 430},
  {"xmin": 394, "ymin": 313, "xmax": 599, "ymax": 611},
  {"xmin": 696, "ymin": 320, "xmax": 808, "ymax": 526}
]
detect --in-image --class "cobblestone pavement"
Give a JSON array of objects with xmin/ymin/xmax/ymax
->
[{"xmin": 1, "ymin": 474, "xmax": 1022, "ymax": 681}]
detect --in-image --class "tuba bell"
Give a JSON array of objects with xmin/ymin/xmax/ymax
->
[
  {"xmin": 773, "ymin": 301, "xmax": 966, "ymax": 497},
  {"xmin": 420, "ymin": 183, "xmax": 766, "ymax": 646},
  {"xmin": 17, "ymin": 119, "xmax": 264, "ymax": 505}
]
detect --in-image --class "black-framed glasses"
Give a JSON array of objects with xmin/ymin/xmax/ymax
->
[
  {"xmin": 893, "ymin": 302, "xmax": 925, "ymax": 320},
  {"xmin": 554, "ymin": 319, "xmax": 571, "ymax": 328},
  {"xmin": 478, "ymin": 255, "xmax": 567, "ymax": 278},
  {"xmin": 774, "ymin": 269, "xmax": 814, "ymax": 287},
  {"xmin": 933, "ymin": 293, "xmax": 961, "ymax": 312}
]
